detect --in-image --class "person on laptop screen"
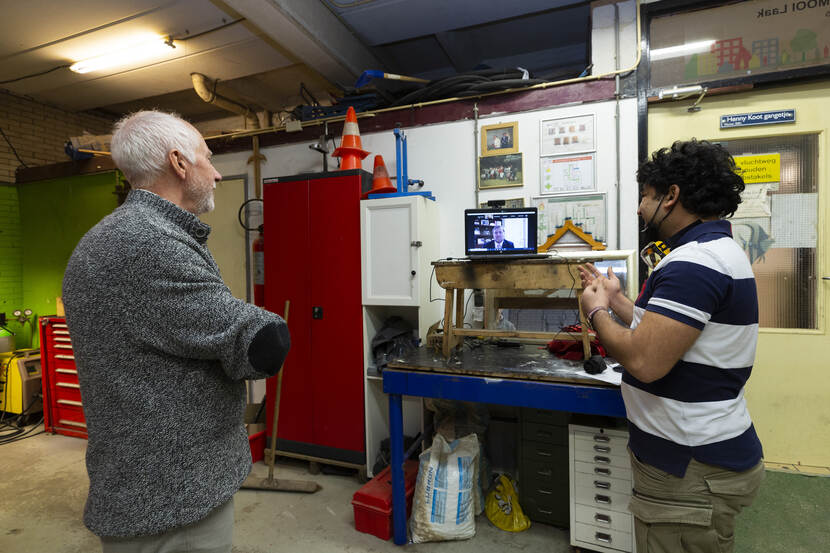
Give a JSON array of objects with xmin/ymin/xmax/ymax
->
[{"xmin": 483, "ymin": 224, "xmax": 514, "ymax": 250}]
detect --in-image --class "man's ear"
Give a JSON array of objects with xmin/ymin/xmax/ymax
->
[
  {"xmin": 169, "ymin": 149, "xmax": 187, "ymax": 179},
  {"xmin": 664, "ymin": 184, "xmax": 680, "ymax": 207}
]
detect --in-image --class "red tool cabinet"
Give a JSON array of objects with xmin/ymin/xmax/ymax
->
[
  {"xmin": 39, "ymin": 316, "xmax": 88, "ymax": 439},
  {"xmin": 262, "ymin": 169, "xmax": 371, "ymax": 466}
]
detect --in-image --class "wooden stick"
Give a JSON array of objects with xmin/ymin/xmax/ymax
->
[
  {"xmin": 267, "ymin": 300, "xmax": 289, "ymax": 481},
  {"xmin": 443, "ymin": 289, "xmax": 454, "ymax": 357}
]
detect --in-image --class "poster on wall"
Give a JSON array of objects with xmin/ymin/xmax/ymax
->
[
  {"xmin": 540, "ymin": 114, "xmax": 595, "ymax": 156},
  {"xmin": 649, "ymin": 0, "xmax": 830, "ymax": 88},
  {"xmin": 540, "ymin": 154, "xmax": 595, "ymax": 195},
  {"xmin": 533, "ymin": 193, "xmax": 607, "ymax": 245}
]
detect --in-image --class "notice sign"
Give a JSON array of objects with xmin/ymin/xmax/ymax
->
[
  {"xmin": 734, "ymin": 153, "xmax": 780, "ymax": 184},
  {"xmin": 720, "ymin": 109, "xmax": 795, "ymax": 128}
]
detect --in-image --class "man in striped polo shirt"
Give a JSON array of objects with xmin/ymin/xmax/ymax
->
[{"xmin": 579, "ymin": 139, "xmax": 764, "ymax": 553}]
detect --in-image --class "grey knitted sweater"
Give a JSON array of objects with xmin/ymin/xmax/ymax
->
[{"xmin": 62, "ymin": 189, "xmax": 290, "ymax": 538}]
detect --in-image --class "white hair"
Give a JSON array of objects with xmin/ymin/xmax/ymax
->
[{"xmin": 110, "ymin": 110, "xmax": 203, "ymax": 189}]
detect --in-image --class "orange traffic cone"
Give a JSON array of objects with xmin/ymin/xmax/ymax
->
[
  {"xmin": 332, "ymin": 106, "xmax": 370, "ymax": 170},
  {"xmin": 362, "ymin": 155, "xmax": 398, "ymax": 199}
]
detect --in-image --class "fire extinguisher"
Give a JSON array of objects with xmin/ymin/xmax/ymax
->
[
  {"xmin": 252, "ymin": 225, "xmax": 265, "ymax": 307},
  {"xmin": 239, "ymin": 199, "xmax": 265, "ymax": 306}
]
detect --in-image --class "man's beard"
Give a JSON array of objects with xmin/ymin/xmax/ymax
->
[{"xmin": 186, "ymin": 181, "xmax": 215, "ymax": 215}]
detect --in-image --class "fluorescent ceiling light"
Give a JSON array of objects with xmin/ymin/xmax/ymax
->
[
  {"xmin": 70, "ymin": 35, "xmax": 176, "ymax": 74},
  {"xmin": 651, "ymin": 40, "xmax": 715, "ymax": 61}
]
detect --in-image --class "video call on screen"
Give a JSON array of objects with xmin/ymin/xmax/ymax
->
[{"xmin": 467, "ymin": 212, "xmax": 531, "ymax": 251}]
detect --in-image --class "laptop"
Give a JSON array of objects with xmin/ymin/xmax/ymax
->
[{"xmin": 464, "ymin": 207, "xmax": 547, "ymax": 260}]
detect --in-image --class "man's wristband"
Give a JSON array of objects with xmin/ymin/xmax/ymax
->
[{"xmin": 587, "ymin": 306, "xmax": 609, "ymax": 328}]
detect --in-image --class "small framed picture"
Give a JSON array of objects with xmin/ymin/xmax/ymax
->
[
  {"xmin": 480, "ymin": 198, "xmax": 525, "ymax": 208},
  {"xmin": 479, "ymin": 153, "xmax": 523, "ymax": 190},
  {"xmin": 481, "ymin": 122, "xmax": 518, "ymax": 156}
]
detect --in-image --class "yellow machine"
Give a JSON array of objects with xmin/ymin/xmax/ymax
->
[{"xmin": 0, "ymin": 349, "xmax": 42, "ymax": 415}]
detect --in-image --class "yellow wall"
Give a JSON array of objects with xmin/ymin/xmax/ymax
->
[{"xmin": 648, "ymin": 80, "xmax": 830, "ymax": 467}]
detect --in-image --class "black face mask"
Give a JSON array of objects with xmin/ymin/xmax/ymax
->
[
  {"xmin": 639, "ymin": 222, "xmax": 660, "ymax": 245},
  {"xmin": 639, "ymin": 194, "xmax": 676, "ymax": 237},
  {"xmin": 640, "ymin": 195, "xmax": 665, "ymax": 233}
]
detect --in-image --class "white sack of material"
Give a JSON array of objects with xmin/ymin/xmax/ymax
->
[{"xmin": 410, "ymin": 433, "xmax": 479, "ymax": 543}]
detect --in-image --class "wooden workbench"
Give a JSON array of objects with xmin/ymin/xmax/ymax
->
[
  {"xmin": 383, "ymin": 344, "xmax": 625, "ymax": 545},
  {"xmin": 432, "ymin": 257, "xmax": 591, "ymax": 359}
]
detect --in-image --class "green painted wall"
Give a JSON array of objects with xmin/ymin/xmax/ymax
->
[
  {"xmin": 18, "ymin": 172, "xmax": 119, "ymax": 348},
  {"xmin": 0, "ymin": 185, "xmax": 24, "ymax": 348}
]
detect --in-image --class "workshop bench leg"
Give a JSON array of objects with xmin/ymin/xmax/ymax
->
[{"xmin": 389, "ymin": 392, "xmax": 407, "ymax": 545}]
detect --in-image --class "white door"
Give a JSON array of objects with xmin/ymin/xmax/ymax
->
[{"xmin": 361, "ymin": 196, "xmax": 420, "ymax": 305}]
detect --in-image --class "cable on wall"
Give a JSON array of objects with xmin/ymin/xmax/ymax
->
[{"xmin": 0, "ymin": 127, "xmax": 29, "ymax": 167}]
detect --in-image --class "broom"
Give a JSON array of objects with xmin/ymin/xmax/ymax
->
[{"xmin": 241, "ymin": 300, "xmax": 321, "ymax": 493}]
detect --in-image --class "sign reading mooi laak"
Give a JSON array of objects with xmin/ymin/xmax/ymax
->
[{"xmin": 720, "ymin": 109, "xmax": 795, "ymax": 128}]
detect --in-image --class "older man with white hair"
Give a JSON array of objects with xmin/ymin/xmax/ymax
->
[{"xmin": 62, "ymin": 110, "xmax": 290, "ymax": 553}]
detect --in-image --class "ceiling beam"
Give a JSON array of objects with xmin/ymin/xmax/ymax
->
[{"xmin": 219, "ymin": 0, "xmax": 383, "ymax": 88}]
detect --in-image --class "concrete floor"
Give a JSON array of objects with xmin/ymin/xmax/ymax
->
[{"xmin": 0, "ymin": 429, "xmax": 572, "ymax": 553}]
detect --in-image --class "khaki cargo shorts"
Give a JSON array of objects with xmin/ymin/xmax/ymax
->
[{"xmin": 628, "ymin": 450, "xmax": 764, "ymax": 553}]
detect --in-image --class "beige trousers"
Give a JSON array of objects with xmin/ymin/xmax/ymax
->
[
  {"xmin": 100, "ymin": 498, "xmax": 233, "ymax": 553},
  {"xmin": 628, "ymin": 451, "xmax": 764, "ymax": 553}
]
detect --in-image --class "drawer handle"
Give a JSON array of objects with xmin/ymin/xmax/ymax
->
[
  {"xmin": 57, "ymin": 382, "xmax": 80, "ymax": 389},
  {"xmin": 54, "ymin": 337, "xmax": 72, "ymax": 342},
  {"xmin": 535, "ymin": 450, "xmax": 552, "ymax": 457},
  {"xmin": 594, "ymin": 513, "xmax": 612, "ymax": 524},
  {"xmin": 58, "ymin": 419, "xmax": 86, "ymax": 428},
  {"xmin": 537, "ymin": 489, "xmax": 553, "ymax": 495},
  {"xmin": 57, "ymin": 399, "xmax": 83, "ymax": 407},
  {"xmin": 594, "ymin": 455, "xmax": 610, "ymax": 464},
  {"xmin": 53, "ymin": 330, "xmax": 70, "ymax": 335},
  {"xmin": 594, "ymin": 467, "xmax": 611, "ymax": 476},
  {"xmin": 55, "ymin": 344, "xmax": 73, "ymax": 349},
  {"xmin": 594, "ymin": 445, "xmax": 611, "ymax": 453},
  {"xmin": 53, "ymin": 324, "xmax": 68, "ymax": 329},
  {"xmin": 595, "ymin": 494, "xmax": 611, "ymax": 505},
  {"xmin": 537, "ymin": 469, "xmax": 552, "ymax": 477},
  {"xmin": 594, "ymin": 480, "xmax": 611, "ymax": 489},
  {"xmin": 538, "ymin": 508, "xmax": 553, "ymax": 515},
  {"xmin": 595, "ymin": 532, "xmax": 612, "ymax": 543},
  {"xmin": 593, "ymin": 434, "xmax": 610, "ymax": 443},
  {"xmin": 55, "ymin": 355, "xmax": 75, "ymax": 360},
  {"xmin": 56, "ymin": 369, "xmax": 78, "ymax": 375}
]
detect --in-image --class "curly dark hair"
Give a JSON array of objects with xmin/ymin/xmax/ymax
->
[{"xmin": 637, "ymin": 139, "xmax": 745, "ymax": 218}]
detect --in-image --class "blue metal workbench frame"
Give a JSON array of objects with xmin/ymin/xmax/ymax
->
[{"xmin": 382, "ymin": 368, "xmax": 626, "ymax": 545}]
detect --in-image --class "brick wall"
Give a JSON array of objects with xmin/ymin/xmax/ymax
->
[
  {"xmin": 0, "ymin": 90, "xmax": 115, "ymax": 182},
  {"xmin": 0, "ymin": 185, "xmax": 22, "ymax": 322}
]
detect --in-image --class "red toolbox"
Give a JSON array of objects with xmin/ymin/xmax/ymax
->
[{"xmin": 352, "ymin": 460, "xmax": 419, "ymax": 540}]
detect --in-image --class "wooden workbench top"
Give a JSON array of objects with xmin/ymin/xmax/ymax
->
[
  {"xmin": 386, "ymin": 344, "xmax": 618, "ymax": 387},
  {"xmin": 431, "ymin": 257, "xmax": 583, "ymax": 291}
]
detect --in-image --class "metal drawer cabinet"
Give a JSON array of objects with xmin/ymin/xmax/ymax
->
[
  {"xmin": 519, "ymin": 409, "xmax": 570, "ymax": 527},
  {"xmin": 39, "ymin": 316, "xmax": 88, "ymax": 439},
  {"xmin": 569, "ymin": 424, "xmax": 635, "ymax": 553}
]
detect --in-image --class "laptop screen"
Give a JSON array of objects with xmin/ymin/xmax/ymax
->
[{"xmin": 464, "ymin": 207, "xmax": 538, "ymax": 256}]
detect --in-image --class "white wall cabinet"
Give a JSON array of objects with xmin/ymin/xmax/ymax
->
[
  {"xmin": 361, "ymin": 196, "xmax": 442, "ymax": 476},
  {"xmin": 569, "ymin": 424, "xmax": 635, "ymax": 553}
]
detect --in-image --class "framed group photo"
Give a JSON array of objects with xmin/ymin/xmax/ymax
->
[
  {"xmin": 479, "ymin": 153, "xmax": 523, "ymax": 190},
  {"xmin": 481, "ymin": 121, "xmax": 518, "ymax": 156}
]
